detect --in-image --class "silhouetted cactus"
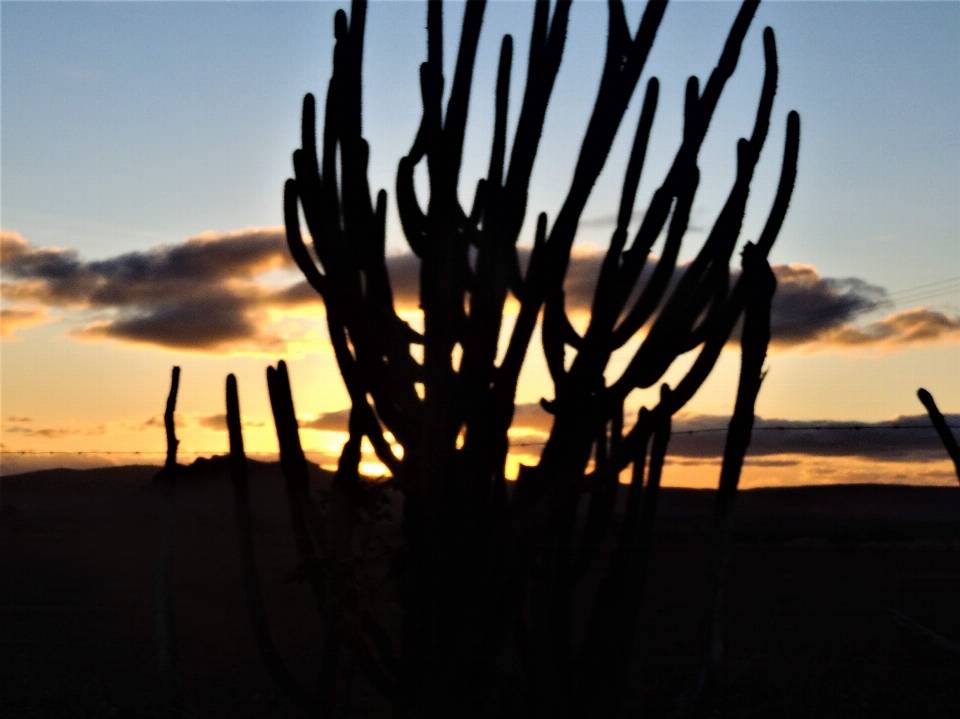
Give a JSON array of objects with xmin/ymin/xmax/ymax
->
[
  {"xmin": 680, "ymin": 248, "xmax": 776, "ymax": 718},
  {"xmin": 917, "ymin": 387, "xmax": 960, "ymax": 481},
  {"xmin": 228, "ymin": 0, "xmax": 800, "ymax": 715},
  {"xmin": 153, "ymin": 366, "xmax": 183, "ymax": 715},
  {"xmin": 227, "ymin": 374, "xmax": 325, "ymax": 715}
]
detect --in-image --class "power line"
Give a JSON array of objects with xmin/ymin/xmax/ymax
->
[
  {"xmin": 884, "ymin": 276, "xmax": 960, "ymax": 298},
  {"xmin": 771, "ymin": 276, "xmax": 960, "ymax": 335}
]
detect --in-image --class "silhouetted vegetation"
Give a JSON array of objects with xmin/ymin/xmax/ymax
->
[
  {"xmin": 222, "ymin": 0, "xmax": 799, "ymax": 715},
  {"xmin": 153, "ymin": 366, "xmax": 183, "ymax": 715},
  {"xmin": 917, "ymin": 388, "xmax": 960, "ymax": 482}
]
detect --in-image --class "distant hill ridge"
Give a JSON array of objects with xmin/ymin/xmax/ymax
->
[
  {"xmin": 3, "ymin": 462, "xmax": 957, "ymax": 516},
  {"xmin": 1, "ymin": 457, "xmax": 335, "ymax": 496}
]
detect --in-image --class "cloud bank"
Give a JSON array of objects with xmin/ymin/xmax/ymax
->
[
  {"xmin": 1, "ymin": 228, "xmax": 312, "ymax": 352},
  {"xmin": 503, "ymin": 405, "xmax": 960, "ymax": 463},
  {"xmin": 668, "ymin": 412, "xmax": 960, "ymax": 463},
  {"xmin": 295, "ymin": 402, "xmax": 958, "ymax": 464},
  {"xmin": 3, "ymin": 229, "xmax": 956, "ymax": 354}
]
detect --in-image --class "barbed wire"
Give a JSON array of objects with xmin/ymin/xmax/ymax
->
[
  {"xmin": 512, "ymin": 423, "xmax": 960, "ymax": 447},
  {"xmin": 3, "ymin": 424, "xmax": 957, "ymax": 455}
]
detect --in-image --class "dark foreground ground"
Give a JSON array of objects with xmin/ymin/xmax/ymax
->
[{"xmin": 2, "ymin": 463, "xmax": 959, "ymax": 718}]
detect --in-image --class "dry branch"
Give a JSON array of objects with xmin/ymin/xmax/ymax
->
[
  {"xmin": 153, "ymin": 366, "xmax": 182, "ymax": 714},
  {"xmin": 917, "ymin": 388, "xmax": 960, "ymax": 481}
]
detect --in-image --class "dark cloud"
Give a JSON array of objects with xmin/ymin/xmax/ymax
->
[
  {"xmin": 1, "ymin": 231, "xmax": 90, "ymax": 301},
  {"xmin": 504, "ymin": 407, "xmax": 960, "ymax": 463},
  {"xmin": 665, "ymin": 413, "xmax": 960, "ymax": 462},
  {"xmin": 383, "ymin": 248, "xmax": 640, "ymax": 314},
  {"xmin": 6, "ymin": 416, "xmax": 33, "ymax": 423},
  {"xmin": 197, "ymin": 414, "xmax": 229, "ymax": 431},
  {"xmin": 767, "ymin": 264, "xmax": 886, "ymax": 346},
  {"xmin": 1, "ymin": 228, "xmax": 291, "ymax": 302},
  {"xmin": 506, "ymin": 247, "xmax": 886, "ymax": 335},
  {"xmin": 760, "ymin": 264, "xmax": 959, "ymax": 350},
  {"xmin": 554, "ymin": 251, "xmax": 892, "ymax": 345},
  {"xmin": 74, "ymin": 290, "xmax": 282, "ymax": 351},
  {"xmin": 743, "ymin": 458, "xmax": 802, "ymax": 468},
  {"xmin": 3, "ymin": 228, "xmax": 955, "ymax": 353},
  {"xmin": 196, "ymin": 413, "xmax": 266, "ymax": 431},
  {"xmin": 1, "ymin": 228, "xmax": 317, "ymax": 351},
  {"xmin": 513, "ymin": 248, "xmax": 957, "ymax": 351},
  {"xmin": 557, "ymin": 248, "xmax": 620, "ymax": 313},
  {"xmin": 385, "ymin": 253, "xmax": 422, "ymax": 309},
  {"xmin": 300, "ymin": 409, "xmax": 351, "ymax": 432}
]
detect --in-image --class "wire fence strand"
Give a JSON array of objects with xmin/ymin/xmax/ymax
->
[{"xmin": 4, "ymin": 424, "xmax": 958, "ymax": 454}]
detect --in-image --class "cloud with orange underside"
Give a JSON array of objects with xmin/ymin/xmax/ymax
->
[
  {"xmin": 3, "ymin": 228, "xmax": 957, "ymax": 355},
  {"xmin": 0, "ymin": 305, "xmax": 52, "ymax": 337}
]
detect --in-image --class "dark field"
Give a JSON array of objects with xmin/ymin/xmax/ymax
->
[{"xmin": 2, "ymin": 464, "xmax": 959, "ymax": 718}]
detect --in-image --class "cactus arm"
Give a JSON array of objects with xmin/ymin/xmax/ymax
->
[
  {"xmin": 500, "ymin": 1, "xmax": 572, "ymax": 241},
  {"xmin": 680, "ymin": 247, "xmax": 776, "ymax": 718},
  {"xmin": 227, "ymin": 374, "xmax": 320, "ymax": 714},
  {"xmin": 609, "ymin": 109, "xmax": 798, "ymax": 404},
  {"xmin": 626, "ymin": 28, "xmax": 779, "ymax": 389},
  {"xmin": 917, "ymin": 388, "xmax": 960, "ymax": 481},
  {"xmin": 297, "ymin": 165, "xmax": 412, "ymax": 463},
  {"xmin": 501, "ymin": 7, "xmax": 672, "ymax": 398},
  {"xmin": 610, "ymin": 172, "xmax": 698, "ymax": 349},
  {"xmin": 488, "ymin": 35, "xmax": 512, "ymax": 193},
  {"xmin": 573, "ymin": 400, "xmax": 668, "ymax": 716},
  {"xmin": 757, "ymin": 109, "xmax": 801, "ymax": 255},
  {"xmin": 266, "ymin": 363, "xmax": 327, "ymax": 609},
  {"xmin": 438, "ymin": 0, "xmax": 486, "ymax": 195}
]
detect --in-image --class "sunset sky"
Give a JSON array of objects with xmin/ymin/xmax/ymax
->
[{"xmin": 2, "ymin": 0, "xmax": 958, "ymax": 486}]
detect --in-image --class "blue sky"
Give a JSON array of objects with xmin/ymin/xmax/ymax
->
[
  {"xmin": 5, "ymin": 2, "xmax": 957, "ymax": 279},
  {"xmin": 1, "ymin": 1, "xmax": 958, "ymax": 482}
]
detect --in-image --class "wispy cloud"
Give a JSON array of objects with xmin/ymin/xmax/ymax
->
[
  {"xmin": 140, "ymin": 413, "xmax": 185, "ymax": 430},
  {"xmin": 195, "ymin": 413, "xmax": 266, "ymax": 431},
  {"xmin": 0, "ymin": 306, "xmax": 51, "ymax": 337},
  {"xmin": 299, "ymin": 408, "xmax": 352, "ymax": 433},
  {"xmin": 3, "ymin": 422, "xmax": 107, "ymax": 439},
  {"xmin": 137, "ymin": 412, "xmax": 265, "ymax": 431},
  {"xmin": 806, "ymin": 307, "xmax": 960, "ymax": 350}
]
